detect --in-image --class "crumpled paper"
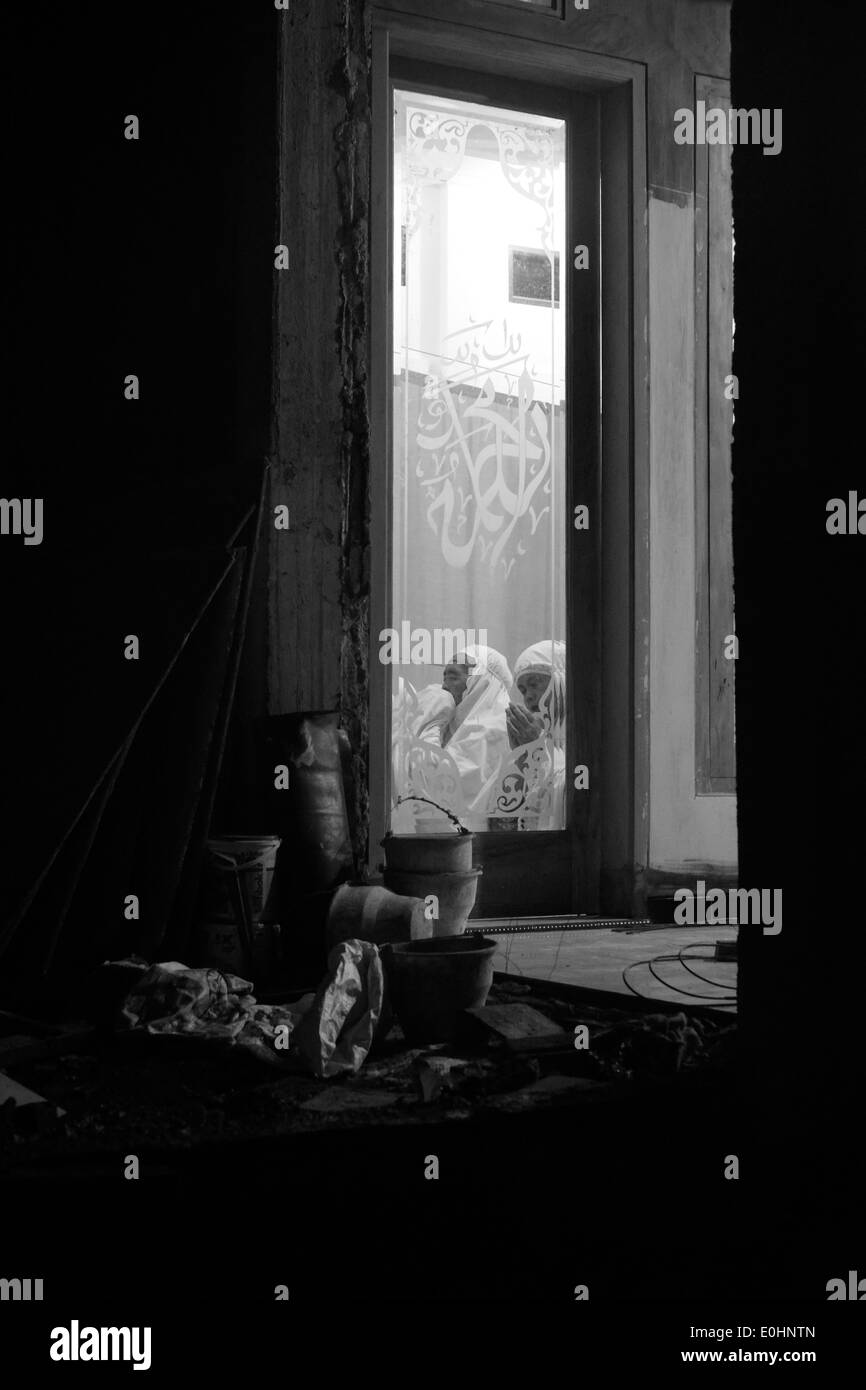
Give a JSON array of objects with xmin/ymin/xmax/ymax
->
[
  {"xmin": 118, "ymin": 961, "xmax": 255, "ymax": 1039},
  {"xmin": 113, "ymin": 943, "xmax": 384, "ymax": 1076}
]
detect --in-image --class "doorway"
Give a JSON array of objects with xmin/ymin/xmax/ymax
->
[{"xmin": 369, "ymin": 24, "xmax": 649, "ymax": 920}]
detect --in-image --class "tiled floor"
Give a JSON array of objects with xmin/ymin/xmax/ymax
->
[{"xmin": 483, "ymin": 924, "xmax": 738, "ymax": 1012}]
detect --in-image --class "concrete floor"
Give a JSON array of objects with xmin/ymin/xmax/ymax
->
[{"xmin": 483, "ymin": 924, "xmax": 738, "ymax": 1012}]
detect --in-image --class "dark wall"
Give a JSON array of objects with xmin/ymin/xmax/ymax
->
[
  {"xmin": 269, "ymin": 0, "xmax": 372, "ymax": 849},
  {"xmin": 730, "ymin": 0, "xmax": 865, "ymax": 1272},
  {"xmin": 2, "ymin": 0, "xmax": 862, "ymax": 1291},
  {"xmin": 10, "ymin": 6, "xmax": 277, "ymax": 549},
  {"xmin": 3, "ymin": 5, "xmax": 278, "ymax": 959}
]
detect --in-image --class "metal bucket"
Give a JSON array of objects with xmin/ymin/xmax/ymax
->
[{"xmin": 381, "ymin": 832, "xmax": 474, "ymax": 874}]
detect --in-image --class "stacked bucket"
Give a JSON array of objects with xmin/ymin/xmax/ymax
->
[
  {"xmin": 381, "ymin": 830, "xmax": 482, "ymax": 937},
  {"xmin": 198, "ymin": 835, "xmax": 282, "ymax": 979},
  {"xmin": 379, "ymin": 829, "xmax": 495, "ymax": 1044}
]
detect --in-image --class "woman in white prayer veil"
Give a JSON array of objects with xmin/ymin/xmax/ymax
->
[
  {"xmin": 500, "ymin": 639, "xmax": 567, "ymax": 830},
  {"xmin": 390, "ymin": 675, "xmax": 460, "ymax": 832},
  {"xmin": 439, "ymin": 643, "xmax": 513, "ymax": 832}
]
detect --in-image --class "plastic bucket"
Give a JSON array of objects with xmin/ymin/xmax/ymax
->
[
  {"xmin": 326, "ymin": 883, "xmax": 431, "ymax": 947},
  {"xmin": 203, "ymin": 835, "xmax": 281, "ymax": 924}
]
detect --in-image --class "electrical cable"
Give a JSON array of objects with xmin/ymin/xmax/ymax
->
[
  {"xmin": 621, "ymin": 954, "xmax": 736, "ymax": 1006},
  {"xmin": 547, "ymin": 930, "xmax": 566, "ymax": 981},
  {"xmin": 677, "ymin": 942, "xmax": 737, "ymax": 990},
  {"xmin": 502, "ymin": 935, "xmax": 528, "ymax": 977},
  {"xmin": 647, "ymin": 956, "xmax": 731, "ymax": 1000}
]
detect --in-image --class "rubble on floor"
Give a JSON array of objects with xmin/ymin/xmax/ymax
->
[{"xmin": 0, "ymin": 968, "xmax": 735, "ymax": 1170}]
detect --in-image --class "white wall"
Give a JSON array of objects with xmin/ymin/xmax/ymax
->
[
  {"xmin": 648, "ymin": 194, "xmax": 737, "ymax": 872},
  {"xmin": 397, "ymin": 142, "xmax": 566, "ymax": 402}
]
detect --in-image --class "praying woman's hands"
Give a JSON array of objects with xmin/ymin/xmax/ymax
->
[{"xmin": 506, "ymin": 702, "xmax": 545, "ymax": 749}]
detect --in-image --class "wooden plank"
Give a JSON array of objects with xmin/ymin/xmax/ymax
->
[
  {"xmin": 270, "ymin": 7, "xmax": 345, "ymax": 721},
  {"xmin": 600, "ymin": 78, "xmax": 648, "ymax": 916},
  {"xmin": 491, "ymin": 969, "xmax": 726, "ymax": 1023},
  {"xmin": 695, "ymin": 73, "xmax": 736, "ymax": 794},
  {"xmin": 629, "ymin": 68, "xmax": 651, "ymax": 915},
  {"xmin": 367, "ymin": 19, "xmax": 393, "ymax": 876},
  {"xmin": 567, "ymin": 87, "xmax": 603, "ymax": 915},
  {"xmin": 374, "ymin": 0, "xmax": 731, "ymax": 78},
  {"xmin": 461, "ymin": 1002, "xmax": 567, "ymax": 1043},
  {"xmin": 707, "ymin": 78, "xmax": 736, "ymax": 784}
]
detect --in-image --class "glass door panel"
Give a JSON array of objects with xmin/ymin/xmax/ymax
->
[{"xmin": 389, "ymin": 88, "xmax": 568, "ymax": 840}]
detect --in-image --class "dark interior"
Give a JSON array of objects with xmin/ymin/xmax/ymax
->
[{"xmin": 1, "ymin": 0, "xmax": 862, "ymax": 1344}]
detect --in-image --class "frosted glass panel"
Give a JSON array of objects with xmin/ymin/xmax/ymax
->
[{"xmin": 389, "ymin": 89, "xmax": 567, "ymax": 834}]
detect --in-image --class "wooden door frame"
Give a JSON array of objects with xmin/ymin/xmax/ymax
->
[
  {"xmin": 368, "ymin": 9, "xmax": 649, "ymax": 917},
  {"xmin": 694, "ymin": 72, "xmax": 736, "ymax": 797}
]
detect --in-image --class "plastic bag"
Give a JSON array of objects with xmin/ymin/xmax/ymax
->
[{"xmin": 292, "ymin": 938, "xmax": 385, "ymax": 1078}]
